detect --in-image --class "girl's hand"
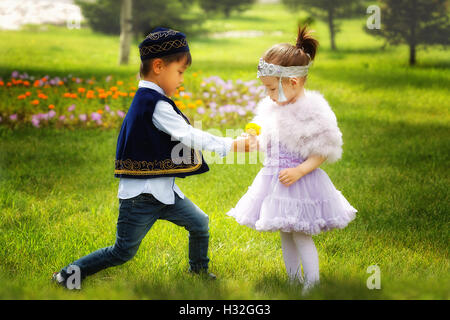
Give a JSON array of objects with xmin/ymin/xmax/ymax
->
[{"xmin": 278, "ymin": 167, "xmax": 304, "ymax": 187}]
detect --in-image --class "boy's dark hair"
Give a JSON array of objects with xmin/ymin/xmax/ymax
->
[{"xmin": 140, "ymin": 51, "xmax": 192, "ymax": 78}]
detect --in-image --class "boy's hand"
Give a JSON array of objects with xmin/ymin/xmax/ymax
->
[
  {"xmin": 231, "ymin": 134, "xmax": 258, "ymax": 152},
  {"xmin": 278, "ymin": 167, "xmax": 304, "ymax": 187}
]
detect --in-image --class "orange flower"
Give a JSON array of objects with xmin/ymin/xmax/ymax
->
[
  {"xmin": 97, "ymin": 88, "xmax": 105, "ymax": 93},
  {"xmin": 192, "ymin": 72, "xmax": 198, "ymax": 77},
  {"xmin": 33, "ymin": 80, "xmax": 40, "ymax": 87},
  {"xmin": 63, "ymin": 92, "xmax": 71, "ymax": 98},
  {"xmin": 174, "ymin": 93, "xmax": 180, "ymax": 98},
  {"xmin": 31, "ymin": 99, "xmax": 40, "ymax": 105},
  {"xmin": 187, "ymin": 103, "xmax": 196, "ymax": 109},
  {"xmin": 25, "ymin": 91, "xmax": 31, "ymax": 96},
  {"xmin": 41, "ymin": 77, "xmax": 47, "ymax": 82},
  {"xmin": 48, "ymin": 104, "xmax": 55, "ymax": 109},
  {"xmin": 179, "ymin": 86, "xmax": 185, "ymax": 91},
  {"xmin": 38, "ymin": 93, "xmax": 48, "ymax": 99},
  {"xmin": 129, "ymin": 92, "xmax": 135, "ymax": 97},
  {"xmin": 7, "ymin": 82, "xmax": 12, "ymax": 87},
  {"xmin": 110, "ymin": 86, "xmax": 118, "ymax": 92},
  {"xmin": 99, "ymin": 93, "xmax": 108, "ymax": 99},
  {"xmin": 112, "ymin": 94, "xmax": 119, "ymax": 99},
  {"xmin": 70, "ymin": 93, "xmax": 78, "ymax": 99},
  {"xmin": 58, "ymin": 80, "xmax": 64, "ymax": 86},
  {"xmin": 23, "ymin": 81, "xmax": 30, "ymax": 86},
  {"xmin": 97, "ymin": 109, "xmax": 103, "ymax": 114},
  {"xmin": 116, "ymin": 81, "xmax": 123, "ymax": 85},
  {"xmin": 18, "ymin": 94, "xmax": 26, "ymax": 100},
  {"xmin": 195, "ymin": 99, "xmax": 202, "ymax": 106},
  {"xmin": 0, "ymin": 81, "xmax": 4, "ymax": 86},
  {"xmin": 78, "ymin": 87, "xmax": 86, "ymax": 93}
]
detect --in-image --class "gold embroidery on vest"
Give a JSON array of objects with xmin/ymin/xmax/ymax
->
[{"xmin": 115, "ymin": 150, "xmax": 203, "ymax": 176}]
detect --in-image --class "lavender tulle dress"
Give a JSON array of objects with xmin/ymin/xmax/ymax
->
[{"xmin": 226, "ymin": 142, "xmax": 357, "ymax": 235}]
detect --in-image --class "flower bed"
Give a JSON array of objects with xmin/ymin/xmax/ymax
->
[{"xmin": 0, "ymin": 71, "xmax": 265, "ymax": 129}]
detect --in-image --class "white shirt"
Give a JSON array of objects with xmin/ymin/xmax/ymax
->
[{"xmin": 118, "ymin": 80, "xmax": 234, "ymax": 204}]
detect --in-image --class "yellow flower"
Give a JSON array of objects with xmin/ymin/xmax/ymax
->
[
  {"xmin": 245, "ymin": 123, "xmax": 261, "ymax": 136},
  {"xmin": 187, "ymin": 103, "xmax": 196, "ymax": 109},
  {"xmin": 195, "ymin": 99, "xmax": 202, "ymax": 106}
]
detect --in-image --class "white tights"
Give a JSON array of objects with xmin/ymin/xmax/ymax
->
[{"xmin": 280, "ymin": 231, "xmax": 320, "ymax": 286}]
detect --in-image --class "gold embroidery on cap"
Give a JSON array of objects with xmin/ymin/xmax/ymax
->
[{"xmin": 139, "ymin": 39, "xmax": 188, "ymax": 55}]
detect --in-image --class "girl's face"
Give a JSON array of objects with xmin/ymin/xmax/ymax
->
[{"xmin": 259, "ymin": 76, "xmax": 305, "ymax": 106}]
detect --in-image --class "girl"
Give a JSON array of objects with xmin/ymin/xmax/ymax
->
[{"xmin": 226, "ymin": 26, "xmax": 358, "ymax": 295}]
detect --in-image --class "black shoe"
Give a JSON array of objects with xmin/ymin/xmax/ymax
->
[
  {"xmin": 51, "ymin": 272, "xmax": 68, "ymax": 288},
  {"xmin": 189, "ymin": 269, "xmax": 217, "ymax": 280}
]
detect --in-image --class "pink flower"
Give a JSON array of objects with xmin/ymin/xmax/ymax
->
[
  {"xmin": 31, "ymin": 118, "xmax": 40, "ymax": 128},
  {"xmin": 79, "ymin": 114, "xmax": 87, "ymax": 121},
  {"xmin": 116, "ymin": 110, "xmax": 125, "ymax": 118},
  {"xmin": 104, "ymin": 105, "xmax": 110, "ymax": 112},
  {"xmin": 9, "ymin": 114, "xmax": 17, "ymax": 121},
  {"xmin": 48, "ymin": 110, "xmax": 56, "ymax": 118},
  {"xmin": 59, "ymin": 115, "xmax": 66, "ymax": 121},
  {"xmin": 91, "ymin": 112, "xmax": 102, "ymax": 121},
  {"xmin": 68, "ymin": 104, "xmax": 76, "ymax": 112},
  {"xmin": 197, "ymin": 107, "xmax": 205, "ymax": 114}
]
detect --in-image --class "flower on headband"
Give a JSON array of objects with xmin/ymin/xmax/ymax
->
[{"xmin": 245, "ymin": 123, "xmax": 261, "ymax": 136}]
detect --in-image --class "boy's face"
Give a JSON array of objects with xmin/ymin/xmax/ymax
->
[{"xmin": 156, "ymin": 56, "xmax": 188, "ymax": 97}]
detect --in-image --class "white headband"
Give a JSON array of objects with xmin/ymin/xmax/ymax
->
[{"xmin": 256, "ymin": 57, "xmax": 313, "ymax": 79}]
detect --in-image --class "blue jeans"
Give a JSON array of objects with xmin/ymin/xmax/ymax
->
[{"xmin": 60, "ymin": 192, "xmax": 210, "ymax": 281}]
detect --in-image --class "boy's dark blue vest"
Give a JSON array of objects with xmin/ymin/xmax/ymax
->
[{"xmin": 114, "ymin": 87, "xmax": 210, "ymax": 179}]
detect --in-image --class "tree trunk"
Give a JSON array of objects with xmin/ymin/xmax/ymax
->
[
  {"xmin": 409, "ymin": 43, "xmax": 416, "ymax": 66},
  {"xmin": 119, "ymin": 0, "xmax": 132, "ymax": 65},
  {"xmin": 328, "ymin": 8, "xmax": 336, "ymax": 51}
]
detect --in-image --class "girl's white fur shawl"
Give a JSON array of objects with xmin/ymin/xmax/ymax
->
[{"xmin": 252, "ymin": 90, "xmax": 343, "ymax": 163}]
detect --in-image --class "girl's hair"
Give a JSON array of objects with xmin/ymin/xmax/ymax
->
[
  {"xmin": 140, "ymin": 51, "xmax": 192, "ymax": 78},
  {"xmin": 262, "ymin": 25, "xmax": 319, "ymax": 69}
]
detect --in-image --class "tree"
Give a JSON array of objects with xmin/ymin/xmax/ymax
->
[
  {"xmin": 282, "ymin": 0, "xmax": 364, "ymax": 51},
  {"xmin": 76, "ymin": 0, "xmax": 199, "ymax": 36},
  {"xmin": 199, "ymin": 0, "xmax": 256, "ymax": 18},
  {"xmin": 369, "ymin": 0, "xmax": 449, "ymax": 65},
  {"xmin": 118, "ymin": 0, "xmax": 132, "ymax": 65}
]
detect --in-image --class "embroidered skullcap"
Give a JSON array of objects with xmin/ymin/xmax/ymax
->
[{"xmin": 138, "ymin": 27, "xmax": 190, "ymax": 61}]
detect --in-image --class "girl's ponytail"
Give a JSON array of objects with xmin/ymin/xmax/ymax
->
[{"xmin": 295, "ymin": 25, "xmax": 319, "ymax": 61}]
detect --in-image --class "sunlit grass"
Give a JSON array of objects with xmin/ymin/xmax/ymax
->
[{"xmin": 0, "ymin": 2, "xmax": 449, "ymax": 299}]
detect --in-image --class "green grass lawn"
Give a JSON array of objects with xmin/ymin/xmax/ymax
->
[{"xmin": 0, "ymin": 2, "xmax": 449, "ymax": 299}]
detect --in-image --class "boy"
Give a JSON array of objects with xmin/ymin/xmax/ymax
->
[{"xmin": 53, "ymin": 27, "xmax": 256, "ymax": 288}]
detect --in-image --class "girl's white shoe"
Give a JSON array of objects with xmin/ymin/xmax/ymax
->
[{"xmin": 301, "ymin": 280, "xmax": 319, "ymax": 296}]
